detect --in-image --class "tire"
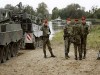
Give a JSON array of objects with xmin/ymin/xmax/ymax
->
[
  {"xmin": 0, "ymin": 47, "xmax": 2, "ymax": 63},
  {"xmin": 6, "ymin": 45, "xmax": 11, "ymax": 60},
  {"xmin": 33, "ymin": 41, "xmax": 36, "ymax": 49},
  {"xmin": 1, "ymin": 47, "xmax": 7, "ymax": 63},
  {"xmin": 11, "ymin": 44, "xmax": 15, "ymax": 57},
  {"xmin": 14, "ymin": 43, "xmax": 19, "ymax": 55}
]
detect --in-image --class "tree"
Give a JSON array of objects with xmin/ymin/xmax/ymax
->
[
  {"xmin": 52, "ymin": 7, "xmax": 59, "ymax": 19},
  {"xmin": 36, "ymin": 2, "xmax": 49, "ymax": 19},
  {"xmin": 24, "ymin": 5, "xmax": 35, "ymax": 15},
  {"xmin": 57, "ymin": 3, "xmax": 86, "ymax": 19}
]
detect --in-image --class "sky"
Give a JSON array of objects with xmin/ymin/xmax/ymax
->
[{"xmin": 0, "ymin": 0, "xmax": 100, "ymax": 14}]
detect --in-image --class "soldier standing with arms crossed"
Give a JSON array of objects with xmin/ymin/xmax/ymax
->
[
  {"xmin": 72, "ymin": 19, "xmax": 82, "ymax": 60},
  {"xmin": 63, "ymin": 18, "xmax": 73, "ymax": 59},
  {"xmin": 81, "ymin": 17, "xmax": 89, "ymax": 59},
  {"xmin": 40, "ymin": 20, "xmax": 56, "ymax": 58}
]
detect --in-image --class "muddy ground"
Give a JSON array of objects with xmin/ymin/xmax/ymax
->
[{"xmin": 0, "ymin": 44, "xmax": 100, "ymax": 75}]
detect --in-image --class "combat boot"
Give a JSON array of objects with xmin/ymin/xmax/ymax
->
[
  {"xmin": 44, "ymin": 55, "xmax": 47, "ymax": 58},
  {"xmin": 65, "ymin": 53, "xmax": 70, "ymax": 59},
  {"xmin": 83, "ymin": 50, "xmax": 86, "ymax": 59},
  {"xmin": 79, "ymin": 54, "xmax": 82, "ymax": 60},
  {"xmin": 79, "ymin": 57, "xmax": 82, "ymax": 60},
  {"xmin": 83, "ymin": 54, "xmax": 86, "ymax": 59},
  {"xmin": 75, "ymin": 55, "xmax": 78, "ymax": 60},
  {"xmin": 50, "ymin": 50, "xmax": 56, "ymax": 58},
  {"xmin": 43, "ymin": 50, "xmax": 47, "ymax": 58},
  {"xmin": 83, "ymin": 56, "xmax": 86, "ymax": 59}
]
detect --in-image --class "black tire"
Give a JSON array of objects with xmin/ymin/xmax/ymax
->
[
  {"xmin": 11, "ymin": 44, "xmax": 15, "ymax": 57},
  {"xmin": 1, "ymin": 47, "xmax": 7, "ymax": 63},
  {"xmin": 0, "ymin": 47, "xmax": 2, "ymax": 63},
  {"xmin": 14, "ymin": 43, "xmax": 19, "ymax": 55},
  {"xmin": 33, "ymin": 41, "xmax": 36, "ymax": 49},
  {"xmin": 6, "ymin": 45, "xmax": 11, "ymax": 60}
]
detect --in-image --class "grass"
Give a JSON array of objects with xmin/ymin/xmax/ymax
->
[
  {"xmin": 51, "ymin": 25, "xmax": 100, "ymax": 50},
  {"xmin": 87, "ymin": 25, "xmax": 100, "ymax": 50},
  {"xmin": 51, "ymin": 30, "xmax": 64, "ymax": 45}
]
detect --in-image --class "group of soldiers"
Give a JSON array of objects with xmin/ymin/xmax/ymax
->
[
  {"xmin": 64, "ymin": 17, "xmax": 89, "ymax": 60},
  {"xmin": 40, "ymin": 17, "xmax": 89, "ymax": 60}
]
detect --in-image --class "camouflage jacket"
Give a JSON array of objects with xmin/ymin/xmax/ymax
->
[
  {"xmin": 40, "ymin": 25, "xmax": 51, "ymax": 38},
  {"xmin": 71, "ymin": 23, "xmax": 82, "ymax": 44},
  {"xmin": 80, "ymin": 24, "xmax": 89, "ymax": 37},
  {"xmin": 63, "ymin": 24, "xmax": 73, "ymax": 39}
]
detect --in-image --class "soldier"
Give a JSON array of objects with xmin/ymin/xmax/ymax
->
[
  {"xmin": 72, "ymin": 19, "xmax": 82, "ymax": 60},
  {"xmin": 63, "ymin": 18, "xmax": 73, "ymax": 59},
  {"xmin": 40, "ymin": 19, "xmax": 55, "ymax": 58},
  {"xmin": 81, "ymin": 16, "xmax": 89, "ymax": 59}
]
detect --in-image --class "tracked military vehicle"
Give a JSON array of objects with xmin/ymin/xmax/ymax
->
[
  {"xmin": 0, "ymin": 9, "xmax": 23, "ymax": 63},
  {"xmin": 0, "ymin": 2, "xmax": 43, "ymax": 63}
]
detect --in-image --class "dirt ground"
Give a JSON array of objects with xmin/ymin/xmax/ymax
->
[{"xmin": 0, "ymin": 44, "xmax": 100, "ymax": 75}]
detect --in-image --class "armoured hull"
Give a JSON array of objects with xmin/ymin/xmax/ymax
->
[{"xmin": 0, "ymin": 23, "xmax": 23, "ymax": 63}]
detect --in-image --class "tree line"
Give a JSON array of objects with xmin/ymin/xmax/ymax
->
[
  {"xmin": 52, "ymin": 4, "xmax": 100, "ymax": 20},
  {"xmin": 2, "ymin": 2, "xmax": 100, "ymax": 20}
]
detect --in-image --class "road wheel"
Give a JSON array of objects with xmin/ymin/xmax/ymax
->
[
  {"xmin": 1, "ymin": 47, "xmax": 7, "ymax": 63},
  {"xmin": 6, "ymin": 45, "xmax": 11, "ymax": 60},
  {"xmin": 0, "ymin": 47, "xmax": 2, "ymax": 63},
  {"xmin": 11, "ymin": 44, "xmax": 15, "ymax": 57},
  {"xmin": 14, "ymin": 43, "xmax": 19, "ymax": 55}
]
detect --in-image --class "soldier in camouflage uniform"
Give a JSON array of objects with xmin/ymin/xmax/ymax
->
[
  {"xmin": 63, "ymin": 18, "xmax": 73, "ymax": 59},
  {"xmin": 72, "ymin": 19, "xmax": 82, "ymax": 60},
  {"xmin": 40, "ymin": 20, "xmax": 55, "ymax": 58},
  {"xmin": 81, "ymin": 17, "xmax": 89, "ymax": 59}
]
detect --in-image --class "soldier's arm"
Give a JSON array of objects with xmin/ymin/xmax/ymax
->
[
  {"xmin": 49, "ymin": 27, "xmax": 51, "ymax": 35},
  {"xmin": 86, "ymin": 25, "xmax": 89, "ymax": 34}
]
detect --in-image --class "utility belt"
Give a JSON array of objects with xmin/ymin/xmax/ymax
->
[{"xmin": 42, "ymin": 35, "xmax": 49, "ymax": 39}]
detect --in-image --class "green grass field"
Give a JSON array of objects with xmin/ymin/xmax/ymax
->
[
  {"xmin": 52, "ymin": 25, "xmax": 100, "ymax": 50},
  {"xmin": 51, "ymin": 30, "xmax": 64, "ymax": 45},
  {"xmin": 87, "ymin": 25, "xmax": 100, "ymax": 50}
]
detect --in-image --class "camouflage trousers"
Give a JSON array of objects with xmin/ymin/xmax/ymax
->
[
  {"xmin": 64, "ymin": 37, "xmax": 71, "ymax": 57},
  {"xmin": 43, "ymin": 37, "xmax": 54, "ymax": 57},
  {"xmin": 81, "ymin": 36, "xmax": 87, "ymax": 58},
  {"xmin": 73, "ymin": 36, "xmax": 82, "ymax": 60}
]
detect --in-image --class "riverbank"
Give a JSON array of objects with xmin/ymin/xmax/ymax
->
[
  {"xmin": 51, "ymin": 25, "xmax": 100, "ymax": 51},
  {"xmin": 0, "ymin": 30, "xmax": 100, "ymax": 75}
]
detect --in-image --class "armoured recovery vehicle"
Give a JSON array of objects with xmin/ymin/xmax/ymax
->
[{"xmin": 0, "ymin": 2, "xmax": 43, "ymax": 63}]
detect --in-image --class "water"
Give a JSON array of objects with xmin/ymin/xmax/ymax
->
[
  {"xmin": 49, "ymin": 21, "xmax": 55, "ymax": 40},
  {"xmin": 49, "ymin": 21, "xmax": 62, "ymax": 40}
]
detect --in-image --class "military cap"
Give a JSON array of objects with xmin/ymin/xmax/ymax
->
[
  {"xmin": 81, "ymin": 16, "xmax": 86, "ymax": 20},
  {"xmin": 74, "ymin": 19, "xmax": 78, "ymax": 21},
  {"xmin": 66, "ymin": 18, "xmax": 71, "ymax": 21}
]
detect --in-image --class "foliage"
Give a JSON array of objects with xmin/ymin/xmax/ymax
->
[
  {"xmin": 52, "ymin": 3, "xmax": 86, "ymax": 19},
  {"xmin": 36, "ymin": 2, "xmax": 49, "ymax": 19},
  {"xmin": 24, "ymin": 5, "xmax": 35, "ymax": 15},
  {"xmin": 52, "ymin": 7, "xmax": 59, "ymax": 19}
]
